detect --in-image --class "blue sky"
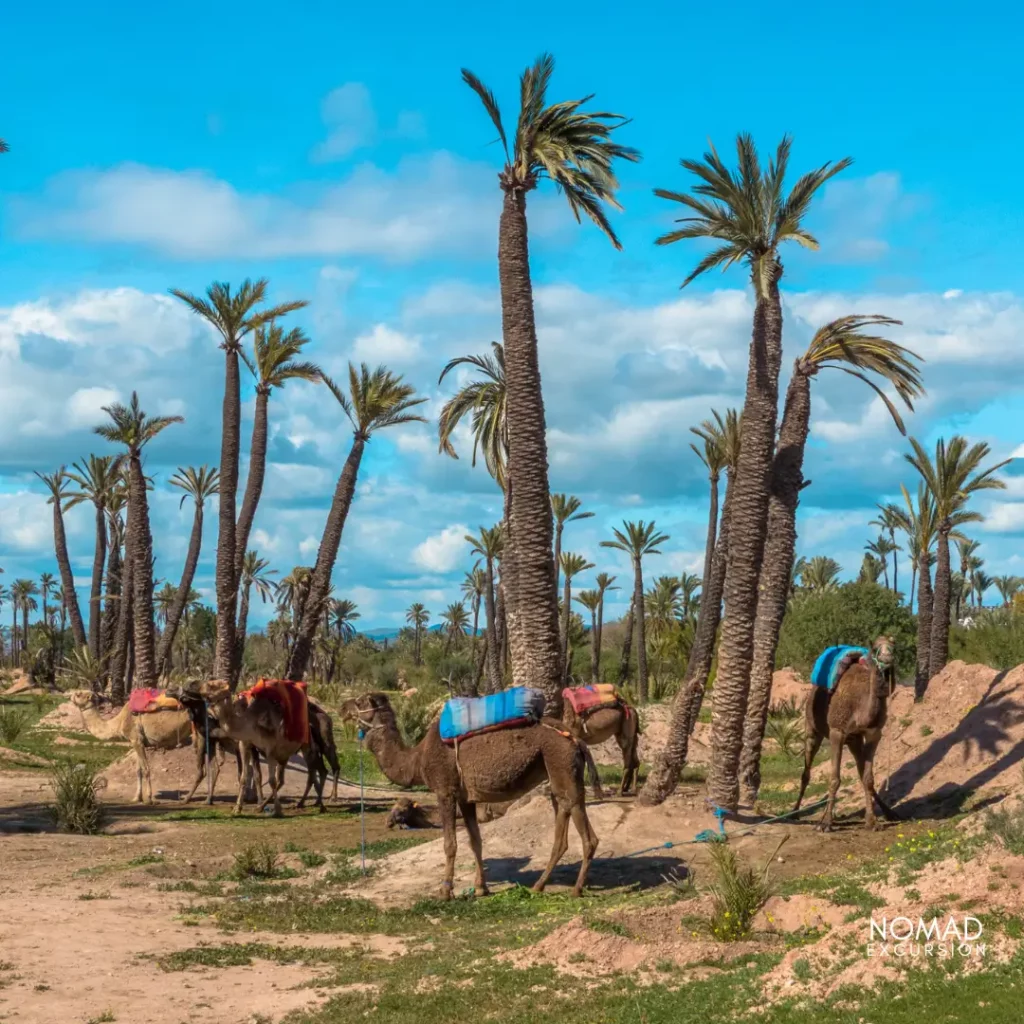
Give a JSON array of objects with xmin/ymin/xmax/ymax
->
[{"xmin": 2, "ymin": 0, "xmax": 1023, "ymax": 630}]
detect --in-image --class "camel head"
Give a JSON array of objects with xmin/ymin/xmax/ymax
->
[
  {"xmin": 340, "ymin": 692, "xmax": 395, "ymax": 736},
  {"xmin": 195, "ymin": 679, "xmax": 232, "ymax": 705},
  {"xmin": 67, "ymin": 689, "xmax": 102, "ymax": 710},
  {"xmin": 870, "ymin": 635, "xmax": 897, "ymax": 696}
]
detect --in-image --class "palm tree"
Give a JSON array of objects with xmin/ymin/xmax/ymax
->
[
  {"xmin": 155, "ymin": 466, "xmax": 219, "ymax": 678},
  {"xmin": 35, "ymin": 468, "xmax": 87, "ymax": 650},
  {"xmin": 95, "ymin": 392, "xmax": 183, "ymax": 692},
  {"xmin": 154, "ymin": 583, "xmax": 177, "ymax": 629},
  {"xmin": 10, "ymin": 579, "xmax": 38, "ymax": 663},
  {"xmin": 462, "ymin": 54, "xmax": 639, "ymax": 713},
  {"xmin": 438, "ymin": 342, "xmax": 508, "ymax": 490},
  {"xmin": 406, "ymin": 603, "xmax": 430, "ymax": 667},
  {"xmin": 329, "ymin": 598, "xmax": 360, "ymax": 642},
  {"xmin": 973, "ymin": 570, "xmax": 993, "ymax": 607},
  {"xmin": 656, "ymin": 134, "xmax": 851, "ymax": 811},
  {"xmin": 101, "ymin": 483, "xmax": 127, "ymax": 665},
  {"xmin": 286, "ymin": 364, "xmax": 426, "ymax": 681},
  {"xmin": 66, "ymin": 454, "xmax": 122, "ymax": 657},
  {"xmin": 858, "ymin": 554, "xmax": 885, "ymax": 584},
  {"xmin": 870, "ymin": 503, "xmax": 905, "ymax": 595},
  {"xmin": 995, "ymin": 576, "xmax": 1022, "ymax": 608},
  {"xmin": 441, "ymin": 602, "xmax": 469, "ymax": 655},
  {"xmin": 237, "ymin": 552, "xmax": 277, "ymax": 675},
  {"xmin": 737, "ymin": 314, "xmax": 922, "ymax": 800},
  {"xmin": 277, "ymin": 567, "xmax": 313, "ymax": 637},
  {"xmin": 558, "ymin": 552, "xmax": 595, "ymax": 683},
  {"xmin": 906, "ymin": 436, "xmax": 1009, "ymax": 681},
  {"xmin": 639, "ymin": 409, "xmax": 742, "ymax": 806},
  {"xmin": 678, "ymin": 572, "xmax": 701, "ymax": 625},
  {"xmin": 0, "ymin": 585, "xmax": 8, "ymax": 665},
  {"xmin": 592, "ymin": 573, "xmax": 619, "ymax": 683},
  {"xmin": 865, "ymin": 534, "xmax": 899, "ymax": 590},
  {"xmin": 690, "ymin": 413, "xmax": 728, "ymax": 608},
  {"xmin": 552, "ymin": 495, "xmax": 595, "ymax": 596},
  {"xmin": 465, "ymin": 525, "xmax": 504, "ymax": 692},
  {"xmin": 601, "ymin": 521, "xmax": 669, "ymax": 702},
  {"xmin": 171, "ymin": 279, "xmax": 306, "ymax": 681},
  {"xmin": 235, "ymin": 320, "xmax": 321, "ymax": 582},
  {"xmin": 39, "ymin": 572, "xmax": 55, "ymax": 631},
  {"xmin": 955, "ymin": 537, "xmax": 982, "ymax": 616},
  {"xmin": 462, "ymin": 565, "xmax": 487, "ymax": 692},
  {"xmin": 573, "ymin": 590, "xmax": 602, "ymax": 684}
]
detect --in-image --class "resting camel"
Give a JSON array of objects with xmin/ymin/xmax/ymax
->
[
  {"xmin": 196, "ymin": 679, "xmax": 326, "ymax": 817},
  {"xmin": 793, "ymin": 635, "xmax": 900, "ymax": 831},
  {"xmin": 562, "ymin": 700, "xmax": 641, "ymax": 800},
  {"xmin": 68, "ymin": 690, "xmax": 238, "ymax": 804},
  {"xmin": 340, "ymin": 692, "xmax": 598, "ymax": 899}
]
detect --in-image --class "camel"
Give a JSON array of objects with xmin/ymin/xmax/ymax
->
[
  {"xmin": 562, "ymin": 700, "xmax": 641, "ymax": 800},
  {"xmin": 793, "ymin": 635, "xmax": 900, "ymax": 831},
  {"xmin": 68, "ymin": 690, "xmax": 237, "ymax": 804},
  {"xmin": 307, "ymin": 700, "xmax": 341, "ymax": 804},
  {"xmin": 340, "ymin": 692, "xmax": 598, "ymax": 899},
  {"xmin": 195, "ymin": 679, "xmax": 326, "ymax": 817},
  {"xmin": 386, "ymin": 796, "xmax": 436, "ymax": 830}
]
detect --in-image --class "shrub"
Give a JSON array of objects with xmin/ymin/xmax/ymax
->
[
  {"xmin": 50, "ymin": 758, "xmax": 103, "ymax": 834},
  {"xmin": 396, "ymin": 685, "xmax": 446, "ymax": 746},
  {"xmin": 706, "ymin": 838, "xmax": 786, "ymax": 940},
  {"xmin": 298, "ymin": 850, "xmax": 327, "ymax": 869},
  {"xmin": 0, "ymin": 707, "xmax": 29, "ymax": 744},
  {"xmin": 776, "ymin": 582, "xmax": 916, "ymax": 680},
  {"xmin": 231, "ymin": 841, "xmax": 280, "ymax": 880},
  {"xmin": 987, "ymin": 804, "xmax": 1024, "ymax": 855},
  {"xmin": 765, "ymin": 716, "xmax": 804, "ymax": 758},
  {"xmin": 950, "ymin": 609, "xmax": 1024, "ymax": 670}
]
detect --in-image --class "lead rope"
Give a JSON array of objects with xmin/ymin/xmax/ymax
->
[
  {"xmin": 204, "ymin": 699, "xmax": 212, "ymax": 804},
  {"xmin": 358, "ymin": 726, "xmax": 367, "ymax": 876}
]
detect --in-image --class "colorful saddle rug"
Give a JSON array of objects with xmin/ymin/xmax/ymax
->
[
  {"xmin": 810, "ymin": 646, "xmax": 870, "ymax": 692},
  {"xmin": 128, "ymin": 688, "xmax": 183, "ymax": 715},
  {"xmin": 563, "ymin": 684, "xmax": 621, "ymax": 717},
  {"xmin": 240, "ymin": 679, "xmax": 310, "ymax": 745},
  {"xmin": 439, "ymin": 687, "xmax": 545, "ymax": 745}
]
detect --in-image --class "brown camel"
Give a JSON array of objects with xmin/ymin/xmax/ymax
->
[
  {"xmin": 68, "ymin": 690, "xmax": 238, "ymax": 804},
  {"xmin": 340, "ymin": 692, "xmax": 598, "ymax": 899},
  {"xmin": 196, "ymin": 679, "xmax": 326, "ymax": 817},
  {"xmin": 793, "ymin": 636, "xmax": 900, "ymax": 831},
  {"xmin": 562, "ymin": 701, "xmax": 641, "ymax": 800}
]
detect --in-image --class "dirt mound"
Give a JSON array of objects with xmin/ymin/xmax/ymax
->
[
  {"xmin": 2, "ymin": 671, "xmax": 30, "ymax": 694},
  {"xmin": 770, "ymin": 668, "xmax": 808, "ymax": 711},
  {"xmin": 589, "ymin": 705, "xmax": 710, "ymax": 768}
]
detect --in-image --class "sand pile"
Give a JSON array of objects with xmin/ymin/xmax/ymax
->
[
  {"xmin": 35, "ymin": 701, "xmax": 90, "ymax": 731},
  {"xmin": 588, "ymin": 704, "xmax": 712, "ymax": 768},
  {"xmin": 769, "ymin": 668, "xmax": 807, "ymax": 711},
  {"xmin": 811, "ymin": 660, "xmax": 1024, "ymax": 810}
]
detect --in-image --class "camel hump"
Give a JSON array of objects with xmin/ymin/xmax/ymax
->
[{"xmin": 810, "ymin": 646, "xmax": 870, "ymax": 692}]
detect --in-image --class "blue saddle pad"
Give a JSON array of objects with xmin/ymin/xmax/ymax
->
[
  {"xmin": 439, "ymin": 687, "xmax": 545, "ymax": 742},
  {"xmin": 810, "ymin": 646, "xmax": 869, "ymax": 691}
]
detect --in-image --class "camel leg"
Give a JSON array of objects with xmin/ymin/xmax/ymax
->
[
  {"xmin": 533, "ymin": 797, "xmax": 571, "ymax": 893},
  {"xmin": 132, "ymin": 735, "xmax": 153, "ymax": 804},
  {"xmin": 846, "ymin": 736, "xmax": 876, "ymax": 831},
  {"xmin": 568, "ymin": 803, "xmax": 599, "ymax": 896},
  {"xmin": 860, "ymin": 737, "xmax": 899, "ymax": 824},
  {"xmin": 583, "ymin": 744, "xmax": 605, "ymax": 801},
  {"xmin": 817, "ymin": 730, "xmax": 845, "ymax": 833},
  {"xmin": 438, "ymin": 797, "xmax": 458, "ymax": 900},
  {"xmin": 616, "ymin": 716, "xmax": 640, "ymax": 796},
  {"xmin": 793, "ymin": 728, "xmax": 824, "ymax": 812},
  {"xmin": 206, "ymin": 744, "xmax": 220, "ymax": 805},
  {"xmin": 273, "ymin": 762, "xmax": 286, "ymax": 817},
  {"xmin": 183, "ymin": 737, "xmax": 206, "ymax": 803},
  {"xmin": 256, "ymin": 758, "xmax": 280, "ymax": 816},
  {"xmin": 458, "ymin": 800, "xmax": 489, "ymax": 896}
]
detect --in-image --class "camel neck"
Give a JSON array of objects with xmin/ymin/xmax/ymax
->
[
  {"xmin": 364, "ymin": 718, "xmax": 421, "ymax": 788},
  {"xmin": 80, "ymin": 703, "xmax": 129, "ymax": 741}
]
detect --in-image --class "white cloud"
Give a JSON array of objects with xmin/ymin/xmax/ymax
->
[
  {"xmin": 412, "ymin": 524, "xmax": 469, "ymax": 572},
  {"xmin": 67, "ymin": 387, "xmax": 120, "ymax": 429},
  {"xmin": 16, "ymin": 153, "xmax": 508, "ymax": 262},
  {"xmin": 980, "ymin": 502, "xmax": 1024, "ymax": 534},
  {"xmin": 311, "ymin": 84, "xmax": 426, "ymax": 164},
  {"xmin": 353, "ymin": 324, "xmax": 420, "ymax": 363}
]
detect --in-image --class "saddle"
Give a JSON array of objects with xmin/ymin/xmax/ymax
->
[
  {"xmin": 810, "ymin": 646, "xmax": 870, "ymax": 692},
  {"xmin": 563, "ymin": 683, "xmax": 622, "ymax": 717},
  {"xmin": 438, "ymin": 687, "xmax": 545, "ymax": 746},
  {"xmin": 239, "ymin": 679, "xmax": 310, "ymax": 745},
  {"xmin": 127, "ymin": 688, "xmax": 183, "ymax": 715}
]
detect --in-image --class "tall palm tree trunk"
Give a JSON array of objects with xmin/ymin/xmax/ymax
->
[
  {"xmin": 51, "ymin": 498, "xmax": 87, "ymax": 649},
  {"xmin": 128, "ymin": 453, "xmax": 158, "ymax": 690},
  {"xmin": 495, "ymin": 581, "xmax": 508, "ymax": 682},
  {"xmin": 88, "ymin": 505, "xmax": 106, "ymax": 657},
  {"xmin": 915, "ymin": 552, "xmax": 934, "ymax": 698},
  {"xmin": 214, "ymin": 348, "xmax": 241, "ymax": 681},
  {"xmin": 640, "ymin": 472, "xmax": 734, "ymax": 805},
  {"xmin": 618, "ymin": 599, "xmax": 634, "ymax": 686},
  {"xmin": 11, "ymin": 605, "xmax": 18, "ymax": 664},
  {"xmin": 633, "ymin": 561, "xmax": 649, "ymax": 702},
  {"xmin": 235, "ymin": 581, "xmax": 253, "ymax": 680},
  {"xmin": 110, "ymin": 531, "xmax": 135, "ymax": 703},
  {"xmin": 21, "ymin": 605, "xmax": 29, "ymax": 661},
  {"xmin": 699, "ymin": 474, "xmax": 719, "ymax": 608},
  {"xmin": 929, "ymin": 527, "xmax": 952, "ymax": 680},
  {"xmin": 101, "ymin": 520, "xmax": 121, "ymax": 664},
  {"xmin": 594, "ymin": 595, "xmax": 606, "ymax": 684},
  {"xmin": 560, "ymin": 575, "xmax": 573, "ymax": 684},
  {"xmin": 739, "ymin": 366, "xmax": 811, "ymax": 802},
  {"xmin": 708, "ymin": 268, "xmax": 784, "ymax": 812},
  {"xmin": 156, "ymin": 500, "xmax": 205, "ymax": 678},
  {"xmin": 234, "ymin": 388, "xmax": 269, "ymax": 583},
  {"xmin": 497, "ymin": 188, "xmax": 563, "ymax": 713},
  {"xmin": 483, "ymin": 558, "xmax": 501, "ymax": 694},
  {"xmin": 287, "ymin": 438, "xmax": 365, "ymax": 681},
  {"xmin": 910, "ymin": 562, "xmax": 917, "ymax": 613},
  {"xmin": 589, "ymin": 607, "xmax": 600, "ymax": 683}
]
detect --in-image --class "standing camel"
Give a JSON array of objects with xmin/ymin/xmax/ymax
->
[
  {"xmin": 340, "ymin": 692, "xmax": 598, "ymax": 898},
  {"xmin": 68, "ymin": 690, "xmax": 238, "ymax": 804},
  {"xmin": 196, "ymin": 679, "xmax": 326, "ymax": 817},
  {"xmin": 793, "ymin": 636, "xmax": 900, "ymax": 831},
  {"xmin": 562, "ymin": 700, "xmax": 641, "ymax": 799}
]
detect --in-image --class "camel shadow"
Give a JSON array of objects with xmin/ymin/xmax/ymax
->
[
  {"xmin": 880, "ymin": 670, "xmax": 1024, "ymax": 819},
  {"xmin": 478, "ymin": 853, "xmax": 687, "ymax": 892}
]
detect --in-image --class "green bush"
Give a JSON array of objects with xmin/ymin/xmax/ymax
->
[
  {"xmin": 987, "ymin": 804, "xmax": 1024, "ymax": 855},
  {"xmin": 950, "ymin": 610, "xmax": 1024, "ymax": 670},
  {"xmin": 0, "ymin": 706, "xmax": 30, "ymax": 744},
  {"xmin": 706, "ymin": 840, "xmax": 783, "ymax": 940},
  {"xmin": 776, "ymin": 581, "xmax": 916, "ymax": 680},
  {"xmin": 50, "ymin": 758, "xmax": 103, "ymax": 834},
  {"xmin": 396, "ymin": 685, "xmax": 446, "ymax": 746},
  {"xmin": 231, "ymin": 841, "xmax": 280, "ymax": 880}
]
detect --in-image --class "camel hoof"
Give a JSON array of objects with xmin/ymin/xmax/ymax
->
[
  {"xmin": 439, "ymin": 886, "xmax": 453, "ymax": 901},
  {"xmin": 475, "ymin": 886, "xmax": 491, "ymax": 898},
  {"xmin": 816, "ymin": 822, "xmax": 834, "ymax": 834},
  {"xmin": 317, "ymin": 804, "xmax": 326, "ymax": 815},
  {"xmin": 530, "ymin": 881, "xmax": 547, "ymax": 894}
]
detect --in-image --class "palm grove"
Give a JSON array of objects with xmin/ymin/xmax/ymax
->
[{"xmin": 1, "ymin": 62, "xmax": 1012, "ymax": 814}]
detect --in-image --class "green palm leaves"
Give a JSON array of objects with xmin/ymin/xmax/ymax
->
[{"xmin": 324, "ymin": 363, "xmax": 427, "ymax": 439}]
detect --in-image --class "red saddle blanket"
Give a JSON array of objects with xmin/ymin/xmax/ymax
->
[
  {"xmin": 241, "ymin": 679, "xmax": 310, "ymax": 745},
  {"xmin": 563, "ymin": 684, "xmax": 620, "ymax": 716},
  {"xmin": 128, "ymin": 688, "xmax": 182, "ymax": 715}
]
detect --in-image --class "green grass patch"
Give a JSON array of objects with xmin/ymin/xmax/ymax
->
[{"xmin": 156, "ymin": 942, "xmax": 353, "ymax": 972}]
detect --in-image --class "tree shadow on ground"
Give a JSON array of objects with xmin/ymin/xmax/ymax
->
[{"xmin": 477, "ymin": 853, "xmax": 687, "ymax": 892}]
